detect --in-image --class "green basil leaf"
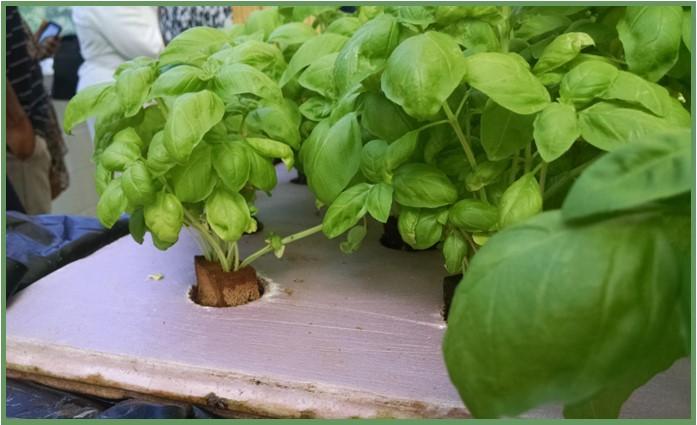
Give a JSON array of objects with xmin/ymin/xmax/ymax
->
[
  {"xmin": 151, "ymin": 65, "xmax": 207, "ymax": 97},
  {"xmin": 515, "ymin": 13, "xmax": 571, "ymax": 40},
  {"xmin": 305, "ymin": 112, "xmax": 362, "ymax": 204},
  {"xmin": 298, "ymin": 53, "xmax": 339, "ymax": 99},
  {"xmin": 246, "ymin": 137, "xmax": 294, "ymax": 170},
  {"xmin": 434, "ymin": 6, "xmax": 500, "ymax": 26},
  {"xmin": 212, "ymin": 141, "xmax": 250, "ymax": 192},
  {"xmin": 63, "ymin": 83, "xmax": 113, "ymax": 134},
  {"xmin": 398, "ymin": 207, "xmax": 446, "ymax": 250},
  {"xmin": 170, "ymin": 144, "xmax": 216, "ymax": 203},
  {"xmin": 449, "ymin": 199, "xmax": 498, "ymax": 232},
  {"xmin": 563, "ymin": 129, "xmax": 691, "ymax": 220},
  {"xmin": 213, "ymin": 63, "xmax": 282, "ymax": 105},
  {"xmin": 360, "ymin": 92, "xmax": 415, "ymax": 142},
  {"xmin": 532, "ymin": 32, "xmax": 595, "ymax": 75},
  {"xmin": 115, "ymin": 65, "xmax": 156, "ymax": 117},
  {"xmin": 159, "ymin": 27, "xmax": 229, "ymax": 68},
  {"xmin": 386, "ymin": 129, "xmax": 420, "ymax": 170},
  {"xmin": 146, "ymin": 131, "xmax": 175, "ymax": 177},
  {"xmin": 280, "ymin": 33, "xmax": 348, "ymax": 87},
  {"xmin": 382, "ymin": 31, "xmax": 466, "ymax": 120},
  {"xmin": 578, "ymin": 101, "xmax": 672, "ymax": 151},
  {"xmin": 463, "ymin": 52, "xmax": 551, "ymax": 115},
  {"xmin": 244, "ymin": 8, "xmax": 282, "ymax": 40},
  {"xmin": 559, "ymin": 60, "xmax": 619, "ymax": 106},
  {"xmin": 211, "ymin": 40, "xmax": 286, "ymax": 79},
  {"xmin": 245, "ymin": 100, "xmax": 301, "ymax": 149},
  {"xmin": 268, "ymin": 22, "xmax": 317, "ymax": 51},
  {"xmin": 128, "ymin": 208, "xmax": 146, "ymax": 244},
  {"xmin": 366, "ymin": 182, "xmax": 393, "ymax": 223},
  {"xmin": 498, "ymin": 173, "xmax": 542, "ymax": 228},
  {"xmin": 393, "ymin": 163, "xmax": 458, "ymax": 208},
  {"xmin": 533, "ymin": 102, "xmax": 579, "ymax": 162},
  {"xmin": 121, "ymin": 161, "xmax": 157, "ymax": 206},
  {"xmin": 205, "ymin": 188, "xmax": 251, "ymax": 242},
  {"xmin": 164, "ymin": 90, "xmax": 225, "ymax": 163},
  {"xmin": 339, "ymin": 225, "xmax": 368, "ymax": 254},
  {"xmin": 465, "ymin": 160, "xmax": 508, "ymax": 192},
  {"xmin": 600, "ymin": 70, "xmax": 669, "ymax": 116},
  {"xmin": 100, "ymin": 127, "xmax": 143, "ymax": 171},
  {"xmin": 322, "ymin": 183, "xmax": 372, "ymax": 238},
  {"xmin": 326, "ymin": 17, "xmax": 362, "ymax": 36},
  {"xmin": 442, "ymin": 19, "xmax": 500, "ymax": 53},
  {"xmin": 389, "ymin": 6, "xmax": 435, "ymax": 31},
  {"xmin": 443, "ymin": 230, "xmax": 468, "ymax": 275},
  {"xmin": 247, "ymin": 148, "xmax": 277, "ymax": 192},
  {"xmin": 97, "ymin": 178, "xmax": 127, "ymax": 228},
  {"xmin": 617, "ymin": 6, "xmax": 683, "ymax": 82},
  {"xmin": 682, "ymin": 10, "xmax": 691, "ymax": 52},
  {"xmin": 135, "ymin": 106, "xmax": 166, "ymax": 143},
  {"xmin": 335, "ymin": 14, "xmax": 401, "ymax": 96},
  {"xmin": 298, "ymin": 119, "xmax": 330, "ymax": 168},
  {"xmin": 299, "ymin": 97, "xmax": 333, "ymax": 121},
  {"xmin": 444, "ymin": 210, "xmax": 689, "ymax": 418},
  {"xmin": 360, "ymin": 139, "xmax": 389, "ymax": 183},
  {"xmin": 480, "ymin": 100, "xmax": 535, "ymax": 161},
  {"xmin": 94, "ymin": 162, "xmax": 112, "ymax": 196}
]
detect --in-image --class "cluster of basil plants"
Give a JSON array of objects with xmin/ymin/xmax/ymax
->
[{"xmin": 64, "ymin": 5, "xmax": 692, "ymax": 419}]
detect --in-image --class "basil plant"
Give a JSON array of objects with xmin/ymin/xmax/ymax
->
[
  {"xmin": 279, "ymin": 4, "xmax": 691, "ymax": 418},
  {"xmin": 62, "ymin": 9, "xmax": 342, "ymax": 272}
]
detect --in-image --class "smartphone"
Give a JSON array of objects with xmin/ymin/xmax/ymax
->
[{"xmin": 38, "ymin": 22, "xmax": 62, "ymax": 43}]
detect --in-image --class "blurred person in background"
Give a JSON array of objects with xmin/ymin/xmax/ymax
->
[
  {"xmin": 6, "ymin": 6, "xmax": 68, "ymax": 214},
  {"xmin": 158, "ymin": 6, "xmax": 232, "ymax": 44}
]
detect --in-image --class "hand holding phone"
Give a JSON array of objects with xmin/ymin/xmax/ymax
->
[
  {"xmin": 35, "ymin": 21, "xmax": 62, "ymax": 59},
  {"xmin": 38, "ymin": 21, "xmax": 62, "ymax": 43}
]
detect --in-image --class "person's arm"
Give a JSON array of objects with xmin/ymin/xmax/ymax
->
[{"xmin": 6, "ymin": 80, "xmax": 35, "ymax": 160}]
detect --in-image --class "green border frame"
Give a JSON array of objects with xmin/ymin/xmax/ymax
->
[{"xmin": 2, "ymin": 2, "xmax": 695, "ymax": 424}]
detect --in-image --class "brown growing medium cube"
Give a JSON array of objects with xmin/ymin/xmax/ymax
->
[{"xmin": 193, "ymin": 256, "xmax": 260, "ymax": 307}]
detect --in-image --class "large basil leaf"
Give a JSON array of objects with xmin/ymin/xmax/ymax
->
[
  {"xmin": 463, "ymin": 52, "xmax": 550, "ymax": 115},
  {"xmin": 170, "ymin": 144, "xmax": 216, "ymax": 203},
  {"xmin": 578, "ymin": 101, "xmax": 672, "ymax": 151},
  {"xmin": 205, "ymin": 188, "xmax": 251, "ymax": 242},
  {"xmin": 559, "ymin": 60, "xmax": 619, "ymax": 106},
  {"xmin": 335, "ymin": 14, "xmax": 401, "ymax": 96},
  {"xmin": 115, "ymin": 64, "xmax": 156, "ymax": 117},
  {"xmin": 159, "ymin": 27, "xmax": 229, "ymax": 68},
  {"xmin": 245, "ymin": 100, "xmax": 301, "ymax": 149},
  {"xmin": 382, "ymin": 31, "xmax": 466, "ymax": 120},
  {"xmin": 393, "ymin": 163, "xmax": 458, "ymax": 208},
  {"xmin": 298, "ymin": 53, "xmax": 339, "ymax": 99},
  {"xmin": 299, "ymin": 97, "xmax": 333, "ymax": 122},
  {"xmin": 94, "ymin": 163, "xmax": 112, "ymax": 196},
  {"xmin": 442, "ymin": 19, "xmax": 500, "ymax": 54},
  {"xmin": 326, "ymin": 17, "xmax": 362, "ymax": 36},
  {"xmin": 100, "ymin": 127, "xmax": 143, "ymax": 172},
  {"xmin": 213, "ymin": 141, "xmax": 250, "ymax": 192},
  {"xmin": 480, "ymin": 100, "xmax": 535, "ymax": 161},
  {"xmin": 443, "ymin": 210, "xmax": 689, "ymax": 418},
  {"xmin": 443, "ymin": 230, "xmax": 468, "ymax": 275},
  {"xmin": 63, "ymin": 83, "xmax": 113, "ymax": 134},
  {"xmin": 498, "ymin": 173, "xmax": 542, "ymax": 229},
  {"xmin": 121, "ymin": 161, "xmax": 157, "ymax": 206},
  {"xmin": 616, "ymin": 6, "xmax": 683, "ymax": 82},
  {"xmin": 448, "ymin": 199, "xmax": 498, "ymax": 232},
  {"xmin": 397, "ymin": 207, "xmax": 447, "ymax": 250},
  {"xmin": 360, "ymin": 139, "xmax": 389, "ymax": 183},
  {"xmin": 280, "ymin": 33, "xmax": 348, "ymax": 86},
  {"xmin": 268, "ymin": 22, "xmax": 317, "ymax": 51},
  {"xmin": 247, "ymin": 149, "xmax": 277, "ymax": 192},
  {"xmin": 128, "ymin": 208, "xmax": 146, "ymax": 244},
  {"xmin": 563, "ymin": 129, "xmax": 690, "ymax": 220},
  {"xmin": 246, "ymin": 137, "xmax": 294, "ymax": 170},
  {"xmin": 244, "ymin": 8, "xmax": 282, "ymax": 40},
  {"xmin": 164, "ymin": 90, "xmax": 225, "ymax": 163},
  {"xmin": 532, "ymin": 32, "xmax": 595, "ymax": 75},
  {"xmin": 360, "ymin": 92, "xmax": 415, "ymax": 142},
  {"xmin": 144, "ymin": 192, "xmax": 184, "ymax": 245},
  {"xmin": 96, "ymin": 178, "xmax": 127, "ymax": 228},
  {"xmin": 151, "ymin": 65, "xmax": 208, "ymax": 97},
  {"xmin": 386, "ymin": 129, "xmax": 421, "ymax": 170},
  {"xmin": 213, "ymin": 63, "xmax": 282, "ymax": 105},
  {"xmin": 146, "ymin": 131, "xmax": 175, "ymax": 176},
  {"xmin": 366, "ymin": 182, "xmax": 393, "ymax": 223},
  {"xmin": 600, "ymin": 70, "xmax": 670, "ymax": 117},
  {"xmin": 434, "ymin": 6, "xmax": 500, "ymax": 26},
  {"xmin": 304, "ymin": 113, "xmax": 363, "ymax": 204},
  {"xmin": 212, "ymin": 40, "xmax": 286, "ymax": 79},
  {"xmin": 389, "ymin": 6, "xmax": 435, "ymax": 31},
  {"xmin": 322, "ymin": 183, "xmax": 372, "ymax": 238},
  {"xmin": 515, "ymin": 13, "xmax": 571, "ymax": 40},
  {"xmin": 533, "ymin": 102, "xmax": 579, "ymax": 162}
]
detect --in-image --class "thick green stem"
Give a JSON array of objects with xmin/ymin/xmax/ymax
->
[
  {"xmin": 539, "ymin": 163, "xmax": 548, "ymax": 193},
  {"xmin": 524, "ymin": 144, "xmax": 532, "ymax": 173},
  {"xmin": 183, "ymin": 209, "xmax": 230, "ymax": 272},
  {"xmin": 239, "ymin": 224, "xmax": 323, "ymax": 270},
  {"xmin": 443, "ymin": 102, "xmax": 477, "ymax": 168}
]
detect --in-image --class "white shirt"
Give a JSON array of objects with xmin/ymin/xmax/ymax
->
[{"xmin": 73, "ymin": 6, "xmax": 164, "ymax": 92}]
